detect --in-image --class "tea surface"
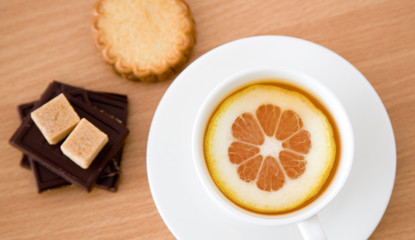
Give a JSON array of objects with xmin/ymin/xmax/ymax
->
[{"xmin": 204, "ymin": 82, "xmax": 338, "ymax": 214}]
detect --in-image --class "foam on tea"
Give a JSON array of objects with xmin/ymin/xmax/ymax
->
[{"xmin": 204, "ymin": 83, "xmax": 336, "ymax": 213}]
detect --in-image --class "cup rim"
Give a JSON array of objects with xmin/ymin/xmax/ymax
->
[{"xmin": 192, "ymin": 65, "xmax": 354, "ymax": 225}]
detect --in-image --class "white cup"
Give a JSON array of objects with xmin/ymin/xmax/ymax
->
[{"xmin": 192, "ymin": 66, "xmax": 354, "ymax": 239}]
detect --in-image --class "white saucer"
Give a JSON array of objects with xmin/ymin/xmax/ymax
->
[{"xmin": 147, "ymin": 36, "xmax": 396, "ymax": 240}]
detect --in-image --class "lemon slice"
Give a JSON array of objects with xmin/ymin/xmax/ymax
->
[{"xmin": 204, "ymin": 84, "xmax": 336, "ymax": 213}]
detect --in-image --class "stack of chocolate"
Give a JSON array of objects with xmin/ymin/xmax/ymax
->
[{"xmin": 9, "ymin": 81, "xmax": 129, "ymax": 192}]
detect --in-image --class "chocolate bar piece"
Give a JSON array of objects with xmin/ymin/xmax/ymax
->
[
  {"xmin": 18, "ymin": 93, "xmax": 127, "ymax": 192},
  {"xmin": 10, "ymin": 83, "xmax": 129, "ymax": 191},
  {"xmin": 18, "ymin": 87, "xmax": 128, "ymax": 192},
  {"xmin": 17, "ymin": 83, "xmax": 128, "ymax": 192}
]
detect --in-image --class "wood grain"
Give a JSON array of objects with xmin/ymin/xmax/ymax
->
[{"xmin": 0, "ymin": 0, "xmax": 414, "ymax": 239}]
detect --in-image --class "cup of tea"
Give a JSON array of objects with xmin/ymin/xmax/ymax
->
[{"xmin": 192, "ymin": 66, "xmax": 354, "ymax": 239}]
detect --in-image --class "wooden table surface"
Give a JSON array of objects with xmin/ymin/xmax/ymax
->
[{"xmin": 1, "ymin": 0, "xmax": 414, "ymax": 239}]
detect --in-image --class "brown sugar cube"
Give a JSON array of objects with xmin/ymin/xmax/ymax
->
[
  {"xmin": 61, "ymin": 118, "xmax": 108, "ymax": 169},
  {"xmin": 31, "ymin": 93, "xmax": 80, "ymax": 145}
]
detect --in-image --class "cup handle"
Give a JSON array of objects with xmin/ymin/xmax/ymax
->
[{"xmin": 297, "ymin": 215, "xmax": 327, "ymax": 240}]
